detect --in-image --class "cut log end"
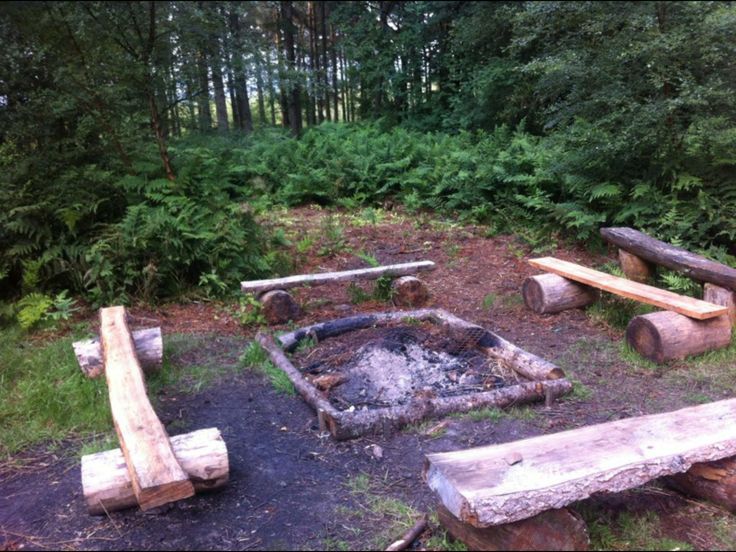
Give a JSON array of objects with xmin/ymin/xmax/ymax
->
[
  {"xmin": 260, "ymin": 290, "xmax": 301, "ymax": 324},
  {"xmin": 704, "ymin": 284, "xmax": 736, "ymax": 326},
  {"xmin": 618, "ymin": 249, "xmax": 653, "ymax": 283},
  {"xmin": 522, "ymin": 273, "xmax": 597, "ymax": 314},
  {"xmin": 626, "ymin": 311, "xmax": 731, "ymax": 364},
  {"xmin": 392, "ymin": 276, "xmax": 430, "ymax": 307},
  {"xmin": 437, "ymin": 504, "xmax": 589, "ymax": 551}
]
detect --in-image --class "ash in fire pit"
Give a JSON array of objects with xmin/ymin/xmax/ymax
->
[{"xmin": 294, "ymin": 324, "xmax": 513, "ymax": 411}]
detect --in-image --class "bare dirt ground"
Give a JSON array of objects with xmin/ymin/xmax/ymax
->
[{"xmin": 2, "ymin": 206, "xmax": 736, "ymax": 550}]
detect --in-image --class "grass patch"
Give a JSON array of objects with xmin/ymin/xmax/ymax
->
[
  {"xmin": 464, "ymin": 407, "xmax": 506, "ymax": 422},
  {"xmin": 240, "ymin": 341, "xmax": 296, "ymax": 395},
  {"xmin": 78, "ymin": 432, "xmax": 118, "ymax": 457},
  {"xmin": 0, "ymin": 326, "xmax": 112, "ymax": 457},
  {"xmin": 339, "ymin": 473, "xmax": 423, "ymax": 550},
  {"xmin": 581, "ymin": 506, "xmax": 693, "ymax": 551}
]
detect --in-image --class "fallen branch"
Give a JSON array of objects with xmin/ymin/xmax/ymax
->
[{"xmin": 385, "ymin": 515, "xmax": 428, "ymax": 551}]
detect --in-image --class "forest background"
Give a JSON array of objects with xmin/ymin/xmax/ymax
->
[{"xmin": 2, "ymin": 0, "xmax": 735, "ymax": 318}]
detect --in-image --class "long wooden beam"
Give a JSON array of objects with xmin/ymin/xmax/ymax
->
[
  {"xmin": 425, "ymin": 398, "xmax": 736, "ymax": 527},
  {"xmin": 601, "ymin": 227, "xmax": 736, "ymax": 290},
  {"xmin": 241, "ymin": 260, "xmax": 436, "ymax": 295},
  {"xmin": 100, "ymin": 306, "xmax": 194, "ymax": 510},
  {"xmin": 529, "ymin": 257, "xmax": 727, "ymax": 320}
]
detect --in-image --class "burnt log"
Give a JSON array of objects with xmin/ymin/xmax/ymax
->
[
  {"xmin": 436, "ymin": 505, "xmax": 589, "ymax": 551},
  {"xmin": 522, "ymin": 274, "xmax": 598, "ymax": 314},
  {"xmin": 704, "ymin": 284, "xmax": 736, "ymax": 326},
  {"xmin": 618, "ymin": 249, "xmax": 653, "ymax": 283},
  {"xmin": 626, "ymin": 311, "xmax": 731, "ymax": 363},
  {"xmin": 601, "ymin": 227, "xmax": 736, "ymax": 290},
  {"xmin": 392, "ymin": 276, "xmax": 430, "ymax": 307},
  {"xmin": 666, "ymin": 456, "xmax": 736, "ymax": 512},
  {"xmin": 260, "ymin": 289, "xmax": 301, "ymax": 324}
]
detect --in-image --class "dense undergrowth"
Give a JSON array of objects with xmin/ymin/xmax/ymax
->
[{"xmin": 3, "ymin": 122, "xmax": 736, "ymax": 322}]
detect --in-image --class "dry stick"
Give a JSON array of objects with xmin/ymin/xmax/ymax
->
[{"xmin": 385, "ymin": 515, "xmax": 429, "ymax": 552}]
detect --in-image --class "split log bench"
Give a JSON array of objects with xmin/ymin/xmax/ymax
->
[
  {"xmin": 425, "ymin": 398, "xmax": 736, "ymax": 550},
  {"xmin": 523, "ymin": 257, "xmax": 731, "ymax": 363},
  {"xmin": 241, "ymin": 260, "xmax": 436, "ymax": 324},
  {"xmin": 76, "ymin": 307, "xmax": 229, "ymax": 514}
]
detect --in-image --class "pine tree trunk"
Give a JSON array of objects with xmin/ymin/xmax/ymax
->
[
  {"xmin": 197, "ymin": 51, "xmax": 212, "ymax": 131},
  {"xmin": 281, "ymin": 1, "xmax": 302, "ymax": 136}
]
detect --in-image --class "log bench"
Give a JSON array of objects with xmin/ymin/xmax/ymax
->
[
  {"xmin": 425, "ymin": 398, "xmax": 736, "ymax": 550},
  {"xmin": 241, "ymin": 260, "xmax": 436, "ymax": 324},
  {"xmin": 601, "ymin": 227, "xmax": 736, "ymax": 326},
  {"xmin": 523, "ymin": 257, "xmax": 731, "ymax": 362},
  {"xmin": 78, "ymin": 307, "xmax": 229, "ymax": 514}
]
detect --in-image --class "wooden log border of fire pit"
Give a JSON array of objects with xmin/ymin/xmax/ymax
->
[{"xmin": 256, "ymin": 309, "xmax": 572, "ymax": 440}]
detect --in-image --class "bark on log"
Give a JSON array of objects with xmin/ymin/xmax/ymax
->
[
  {"xmin": 392, "ymin": 276, "xmax": 430, "ymax": 307},
  {"xmin": 82, "ymin": 428, "xmax": 228, "ymax": 515},
  {"xmin": 522, "ymin": 274, "xmax": 597, "ymax": 314},
  {"xmin": 618, "ymin": 249, "xmax": 653, "ymax": 283},
  {"xmin": 385, "ymin": 515, "xmax": 428, "ymax": 551},
  {"xmin": 704, "ymin": 284, "xmax": 736, "ymax": 326},
  {"xmin": 241, "ymin": 260, "xmax": 436, "ymax": 294},
  {"xmin": 100, "ymin": 306, "xmax": 194, "ymax": 510},
  {"xmin": 425, "ymin": 398, "xmax": 736, "ymax": 527},
  {"xmin": 665, "ymin": 456, "xmax": 736, "ymax": 513},
  {"xmin": 437, "ymin": 505, "xmax": 589, "ymax": 551},
  {"xmin": 626, "ymin": 311, "xmax": 731, "ymax": 364},
  {"xmin": 258, "ymin": 329, "xmax": 570, "ymax": 441},
  {"xmin": 73, "ymin": 327, "xmax": 163, "ymax": 379},
  {"xmin": 601, "ymin": 227, "xmax": 736, "ymax": 290},
  {"xmin": 260, "ymin": 289, "xmax": 301, "ymax": 324}
]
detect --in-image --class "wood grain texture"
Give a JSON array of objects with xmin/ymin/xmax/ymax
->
[
  {"xmin": 437, "ymin": 504, "xmax": 589, "ymax": 551},
  {"xmin": 241, "ymin": 260, "xmax": 436, "ymax": 294},
  {"xmin": 522, "ymin": 273, "xmax": 598, "ymax": 314},
  {"xmin": 73, "ymin": 327, "xmax": 162, "ymax": 378},
  {"xmin": 626, "ymin": 311, "xmax": 731, "ymax": 363},
  {"xmin": 100, "ymin": 306, "xmax": 194, "ymax": 510},
  {"xmin": 529, "ymin": 257, "xmax": 726, "ymax": 319},
  {"xmin": 425, "ymin": 398, "xmax": 736, "ymax": 527},
  {"xmin": 82, "ymin": 428, "xmax": 228, "ymax": 515},
  {"xmin": 601, "ymin": 227, "xmax": 736, "ymax": 290}
]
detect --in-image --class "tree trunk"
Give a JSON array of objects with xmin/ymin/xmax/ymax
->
[
  {"xmin": 626, "ymin": 311, "xmax": 731, "ymax": 363},
  {"xmin": 331, "ymin": 22, "xmax": 339, "ymax": 121},
  {"xmin": 282, "ymin": 1, "xmax": 302, "ymax": 136},
  {"xmin": 196, "ymin": 50, "xmax": 212, "ymax": 131},
  {"xmin": 210, "ymin": 54, "xmax": 229, "ymax": 133},
  {"xmin": 320, "ymin": 1, "xmax": 331, "ymax": 122},
  {"xmin": 227, "ymin": 67, "xmax": 240, "ymax": 129}
]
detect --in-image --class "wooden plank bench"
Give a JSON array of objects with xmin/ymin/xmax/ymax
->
[
  {"xmin": 80, "ymin": 307, "xmax": 229, "ymax": 514},
  {"xmin": 524, "ymin": 257, "xmax": 732, "ymax": 362},
  {"xmin": 602, "ymin": 227, "xmax": 736, "ymax": 325},
  {"xmin": 241, "ymin": 260, "xmax": 436, "ymax": 323},
  {"xmin": 425, "ymin": 399, "xmax": 736, "ymax": 550},
  {"xmin": 527, "ymin": 257, "xmax": 727, "ymax": 320}
]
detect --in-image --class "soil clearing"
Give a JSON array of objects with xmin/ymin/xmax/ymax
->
[{"xmin": 2, "ymin": 206, "xmax": 736, "ymax": 551}]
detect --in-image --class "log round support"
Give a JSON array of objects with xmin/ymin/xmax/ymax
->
[
  {"xmin": 392, "ymin": 276, "xmax": 430, "ymax": 307},
  {"xmin": 436, "ymin": 505, "xmax": 589, "ymax": 551},
  {"xmin": 522, "ymin": 274, "xmax": 598, "ymax": 314},
  {"xmin": 260, "ymin": 289, "xmax": 301, "ymax": 324},
  {"xmin": 704, "ymin": 284, "xmax": 736, "ymax": 326},
  {"xmin": 73, "ymin": 327, "xmax": 163, "ymax": 379},
  {"xmin": 618, "ymin": 249, "xmax": 653, "ymax": 283},
  {"xmin": 626, "ymin": 311, "xmax": 731, "ymax": 364},
  {"xmin": 666, "ymin": 456, "xmax": 736, "ymax": 513},
  {"xmin": 82, "ymin": 427, "xmax": 228, "ymax": 515}
]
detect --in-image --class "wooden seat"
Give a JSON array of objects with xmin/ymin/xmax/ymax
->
[
  {"xmin": 528, "ymin": 257, "xmax": 727, "ymax": 320},
  {"xmin": 426, "ymin": 398, "xmax": 736, "ymax": 529}
]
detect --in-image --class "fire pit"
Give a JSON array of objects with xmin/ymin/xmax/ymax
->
[{"xmin": 256, "ymin": 309, "xmax": 572, "ymax": 440}]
